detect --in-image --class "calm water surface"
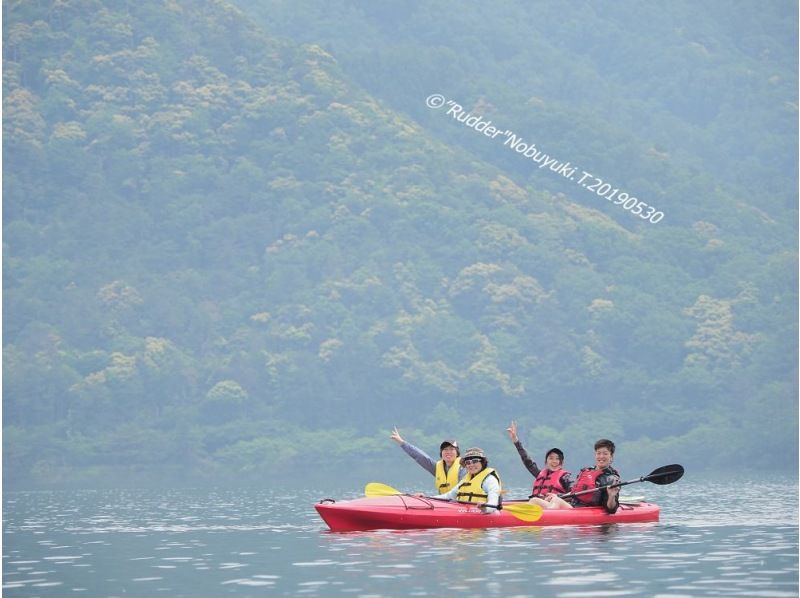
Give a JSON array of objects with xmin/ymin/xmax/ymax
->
[{"xmin": 3, "ymin": 479, "xmax": 798, "ymax": 597}]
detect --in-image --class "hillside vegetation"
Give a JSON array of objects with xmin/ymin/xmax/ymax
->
[{"xmin": 4, "ymin": 0, "xmax": 797, "ymax": 486}]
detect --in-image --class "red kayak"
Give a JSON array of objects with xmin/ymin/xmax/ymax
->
[{"xmin": 316, "ymin": 495, "xmax": 659, "ymax": 532}]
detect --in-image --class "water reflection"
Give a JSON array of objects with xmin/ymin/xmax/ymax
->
[{"xmin": 3, "ymin": 482, "xmax": 798, "ymax": 596}]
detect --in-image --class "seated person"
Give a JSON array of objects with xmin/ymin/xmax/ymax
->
[
  {"xmin": 507, "ymin": 420, "xmax": 572, "ymax": 498},
  {"xmin": 390, "ymin": 427, "xmax": 464, "ymax": 493},
  {"xmin": 529, "ymin": 438, "xmax": 620, "ymax": 514},
  {"xmin": 429, "ymin": 447, "xmax": 502, "ymax": 515}
]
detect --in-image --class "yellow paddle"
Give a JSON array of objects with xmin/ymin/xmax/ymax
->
[
  {"xmin": 365, "ymin": 482, "xmax": 403, "ymax": 497},
  {"xmin": 363, "ymin": 483, "xmax": 544, "ymax": 522},
  {"xmin": 494, "ymin": 502, "xmax": 544, "ymax": 522}
]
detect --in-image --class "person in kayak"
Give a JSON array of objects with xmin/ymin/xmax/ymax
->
[
  {"xmin": 507, "ymin": 420, "xmax": 572, "ymax": 498},
  {"xmin": 426, "ymin": 447, "xmax": 503, "ymax": 515},
  {"xmin": 528, "ymin": 438, "xmax": 620, "ymax": 514},
  {"xmin": 390, "ymin": 427, "xmax": 465, "ymax": 493}
]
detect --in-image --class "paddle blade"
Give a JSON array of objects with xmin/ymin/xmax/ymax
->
[
  {"xmin": 645, "ymin": 464, "xmax": 684, "ymax": 485},
  {"xmin": 364, "ymin": 482, "xmax": 402, "ymax": 497},
  {"xmin": 620, "ymin": 495, "xmax": 645, "ymax": 503},
  {"xmin": 502, "ymin": 502, "xmax": 544, "ymax": 522}
]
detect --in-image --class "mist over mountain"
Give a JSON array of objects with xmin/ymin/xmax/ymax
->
[{"xmin": 4, "ymin": 0, "xmax": 797, "ymax": 486}]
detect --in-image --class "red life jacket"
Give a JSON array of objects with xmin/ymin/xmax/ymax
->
[
  {"xmin": 530, "ymin": 468, "xmax": 570, "ymax": 497},
  {"xmin": 571, "ymin": 467, "xmax": 606, "ymax": 505}
]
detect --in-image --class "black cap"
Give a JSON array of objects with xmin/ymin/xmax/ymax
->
[
  {"xmin": 440, "ymin": 439, "xmax": 459, "ymax": 455},
  {"xmin": 545, "ymin": 448, "xmax": 564, "ymax": 462}
]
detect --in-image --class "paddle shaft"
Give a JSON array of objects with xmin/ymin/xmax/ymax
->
[
  {"xmin": 559, "ymin": 466, "xmax": 683, "ymax": 500},
  {"xmin": 559, "ymin": 476, "xmax": 645, "ymax": 499},
  {"xmin": 435, "ymin": 497, "xmax": 527, "ymax": 513},
  {"xmin": 426, "ymin": 496, "xmax": 542, "ymax": 521},
  {"xmin": 431, "ymin": 497, "xmax": 499, "ymax": 509}
]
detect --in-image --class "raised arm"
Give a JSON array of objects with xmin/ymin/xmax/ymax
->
[
  {"xmin": 390, "ymin": 427, "xmax": 436, "ymax": 475},
  {"xmin": 507, "ymin": 421, "xmax": 540, "ymax": 477}
]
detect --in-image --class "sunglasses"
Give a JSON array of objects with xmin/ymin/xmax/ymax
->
[{"xmin": 463, "ymin": 457, "xmax": 483, "ymax": 465}]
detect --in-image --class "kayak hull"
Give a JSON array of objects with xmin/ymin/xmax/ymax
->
[{"xmin": 315, "ymin": 496, "xmax": 659, "ymax": 532}]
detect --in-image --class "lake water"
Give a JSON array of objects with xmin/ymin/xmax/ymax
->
[{"xmin": 3, "ymin": 477, "xmax": 798, "ymax": 597}]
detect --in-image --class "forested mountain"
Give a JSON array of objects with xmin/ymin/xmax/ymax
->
[{"xmin": 4, "ymin": 0, "xmax": 797, "ymax": 487}]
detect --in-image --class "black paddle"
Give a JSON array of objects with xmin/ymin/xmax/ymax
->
[{"xmin": 558, "ymin": 464, "xmax": 684, "ymax": 500}]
